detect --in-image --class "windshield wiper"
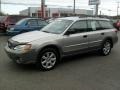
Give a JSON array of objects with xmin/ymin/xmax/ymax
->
[{"xmin": 42, "ymin": 31, "xmax": 51, "ymax": 33}]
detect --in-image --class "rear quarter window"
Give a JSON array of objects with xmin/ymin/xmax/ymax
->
[{"xmin": 98, "ymin": 20, "xmax": 114, "ymax": 29}]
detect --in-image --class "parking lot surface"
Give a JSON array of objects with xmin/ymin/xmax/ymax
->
[{"xmin": 0, "ymin": 33, "xmax": 120, "ymax": 90}]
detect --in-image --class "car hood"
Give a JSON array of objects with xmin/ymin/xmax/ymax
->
[{"xmin": 11, "ymin": 31, "xmax": 58, "ymax": 43}]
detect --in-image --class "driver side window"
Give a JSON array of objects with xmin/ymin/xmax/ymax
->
[
  {"xmin": 27, "ymin": 19, "xmax": 38, "ymax": 27},
  {"xmin": 68, "ymin": 20, "xmax": 87, "ymax": 34}
]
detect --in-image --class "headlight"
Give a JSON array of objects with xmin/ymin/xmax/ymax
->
[
  {"xmin": 14, "ymin": 44, "xmax": 32, "ymax": 53},
  {"xmin": 9, "ymin": 28, "xmax": 14, "ymax": 31}
]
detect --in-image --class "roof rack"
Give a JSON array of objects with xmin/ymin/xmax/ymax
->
[{"xmin": 78, "ymin": 15, "xmax": 110, "ymax": 19}]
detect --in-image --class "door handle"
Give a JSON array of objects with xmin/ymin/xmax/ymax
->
[
  {"xmin": 101, "ymin": 33, "xmax": 105, "ymax": 35},
  {"xmin": 83, "ymin": 35, "xmax": 88, "ymax": 38}
]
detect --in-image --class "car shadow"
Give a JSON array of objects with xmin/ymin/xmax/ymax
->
[
  {"xmin": 60, "ymin": 52, "xmax": 100, "ymax": 64},
  {"xmin": 7, "ymin": 51, "xmax": 100, "ymax": 72}
]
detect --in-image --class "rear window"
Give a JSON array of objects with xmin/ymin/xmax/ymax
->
[
  {"xmin": 15, "ymin": 19, "xmax": 27, "ymax": 25},
  {"xmin": 7, "ymin": 16, "xmax": 27, "ymax": 24},
  {"xmin": 0, "ymin": 16, "xmax": 6, "ymax": 22},
  {"xmin": 98, "ymin": 20, "xmax": 114, "ymax": 29}
]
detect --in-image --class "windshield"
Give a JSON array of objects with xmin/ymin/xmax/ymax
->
[
  {"xmin": 16, "ymin": 19, "xmax": 27, "ymax": 25},
  {"xmin": 41, "ymin": 19, "xmax": 73, "ymax": 34}
]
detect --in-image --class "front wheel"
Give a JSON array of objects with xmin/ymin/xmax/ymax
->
[
  {"xmin": 100, "ymin": 40, "xmax": 112, "ymax": 56},
  {"xmin": 36, "ymin": 48, "xmax": 59, "ymax": 71}
]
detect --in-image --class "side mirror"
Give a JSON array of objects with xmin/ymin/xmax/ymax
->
[
  {"xmin": 65, "ymin": 28, "xmax": 76, "ymax": 35},
  {"xmin": 25, "ymin": 22, "xmax": 29, "ymax": 26}
]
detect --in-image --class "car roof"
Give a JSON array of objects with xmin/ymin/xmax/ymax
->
[
  {"xmin": 58, "ymin": 17, "xmax": 110, "ymax": 22},
  {"xmin": 22, "ymin": 18, "xmax": 43, "ymax": 20}
]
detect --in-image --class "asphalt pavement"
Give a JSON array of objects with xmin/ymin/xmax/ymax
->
[{"xmin": 0, "ymin": 33, "xmax": 120, "ymax": 90}]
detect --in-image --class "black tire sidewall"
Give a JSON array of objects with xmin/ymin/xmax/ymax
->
[{"xmin": 36, "ymin": 48, "xmax": 59, "ymax": 71}]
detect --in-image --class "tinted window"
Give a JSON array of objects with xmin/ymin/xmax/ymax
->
[
  {"xmin": 38, "ymin": 20, "xmax": 48, "ymax": 26},
  {"xmin": 27, "ymin": 20, "xmax": 38, "ymax": 26},
  {"xmin": 99, "ymin": 21, "xmax": 114, "ymax": 29},
  {"xmin": 7, "ymin": 16, "xmax": 26, "ymax": 24},
  {"xmin": 87, "ymin": 20, "xmax": 102, "ymax": 31},
  {"xmin": 69, "ymin": 20, "xmax": 87, "ymax": 33}
]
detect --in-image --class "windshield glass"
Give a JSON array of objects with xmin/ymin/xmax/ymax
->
[
  {"xmin": 16, "ymin": 19, "xmax": 27, "ymax": 25},
  {"xmin": 41, "ymin": 19, "xmax": 73, "ymax": 34}
]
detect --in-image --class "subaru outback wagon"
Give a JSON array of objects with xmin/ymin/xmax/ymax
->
[{"xmin": 5, "ymin": 17, "xmax": 118, "ymax": 71}]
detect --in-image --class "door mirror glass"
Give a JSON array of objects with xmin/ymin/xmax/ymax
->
[{"xmin": 65, "ymin": 28, "xmax": 76, "ymax": 35}]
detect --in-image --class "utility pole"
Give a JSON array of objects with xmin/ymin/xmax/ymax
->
[
  {"xmin": 0, "ymin": 0, "xmax": 1, "ymax": 13},
  {"xmin": 117, "ymin": 2, "xmax": 119, "ymax": 16},
  {"xmin": 28, "ymin": 7, "xmax": 31, "ymax": 17},
  {"xmin": 89, "ymin": 0, "xmax": 100, "ymax": 17},
  {"xmin": 95, "ymin": 4, "xmax": 99, "ymax": 16},
  {"xmin": 100, "ymin": 10, "xmax": 101, "ymax": 16},
  {"xmin": 73, "ymin": 0, "xmax": 75, "ymax": 15},
  {"xmin": 108, "ymin": 9, "xmax": 111, "ymax": 16},
  {"xmin": 41, "ymin": 0, "xmax": 45, "ymax": 18}
]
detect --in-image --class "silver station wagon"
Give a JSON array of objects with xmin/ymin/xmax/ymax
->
[{"xmin": 5, "ymin": 17, "xmax": 118, "ymax": 71}]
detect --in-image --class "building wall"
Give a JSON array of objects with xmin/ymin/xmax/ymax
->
[
  {"xmin": 19, "ymin": 7, "xmax": 93, "ymax": 18},
  {"xmin": 19, "ymin": 9, "xmax": 29, "ymax": 16}
]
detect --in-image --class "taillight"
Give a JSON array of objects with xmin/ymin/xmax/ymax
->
[{"xmin": 115, "ymin": 29, "xmax": 118, "ymax": 33}]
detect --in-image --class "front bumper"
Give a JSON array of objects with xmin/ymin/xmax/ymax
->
[
  {"xmin": 6, "ymin": 30, "xmax": 19, "ymax": 36},
  {"xmin": 5, "ymin": 45, "xmax": 38, "ymax": 64}
]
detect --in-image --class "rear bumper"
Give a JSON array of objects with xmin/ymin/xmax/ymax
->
[
  {"xmin": 5, "ymin": 45, "xmax": 38, "ymax": 64},
  {"xmin": 113, "ymin": 35, "xmax": 118, "ymax": 45}
]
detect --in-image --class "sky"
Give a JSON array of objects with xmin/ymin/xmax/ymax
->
[{"xmin": 1, "ymin": 0, "xmax": 120, "ymax": 16}]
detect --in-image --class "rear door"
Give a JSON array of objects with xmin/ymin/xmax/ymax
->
[{"xmin": 86, "ymin": 20, "xmax": 104, "ymax": 49}]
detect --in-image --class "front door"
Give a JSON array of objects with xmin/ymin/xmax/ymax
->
[{"xmin": 61, "ymin": 20, "xmax": 89, "ymax": 54}]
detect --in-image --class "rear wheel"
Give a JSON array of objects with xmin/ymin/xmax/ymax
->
[
  {"xmin": 100, "ymin": 40, "xmax": 112, "ymax": 56},
  {"xmin": 36, "ymin": 48, "xmax": 59, "ymax": 71}
]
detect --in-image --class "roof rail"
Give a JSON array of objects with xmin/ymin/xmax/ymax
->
[{"xmin": 78, "ymin": 15, "xmax": 108, "ymax": 19}]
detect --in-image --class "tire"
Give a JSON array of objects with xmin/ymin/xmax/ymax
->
[
  {"xmin": 100, "ymin": 40, "xmax": 112, "ymax": 56},
  {"xmin": 36, "ymin": 48, "xmax": 59, "ymax": 71}
]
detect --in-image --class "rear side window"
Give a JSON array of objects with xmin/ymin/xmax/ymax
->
[
  {"xmin": 87, "ymin": 20, "xmax": 102, "ymax": 31},
  {"xmin": 98, "ymin": 21, "xmax": 114, "ymax": 29}
]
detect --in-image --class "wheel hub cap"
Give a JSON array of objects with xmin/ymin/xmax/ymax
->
[
  {"xmin": 41, "ymin": 52, "xmax": 56, "ymax": 69},
  {"xmin": 103, "ymin": 42, "xmax": 111, "ymax": 55}
]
